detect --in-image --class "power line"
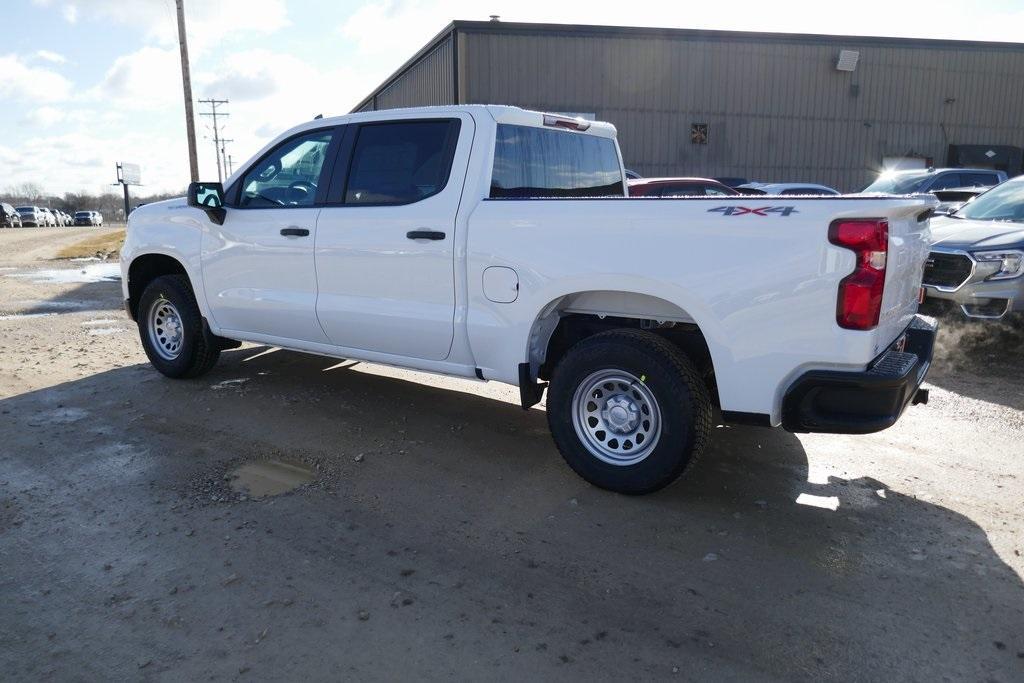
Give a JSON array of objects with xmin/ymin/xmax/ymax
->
[{"xmin": 198, "ymin": 98, "xmax": 229, "ymax": 183}]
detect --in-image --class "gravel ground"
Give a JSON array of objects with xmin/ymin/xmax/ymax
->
[{"xmin": 1, "ymin": 227, "xmax": 1022, "ymax": 681}]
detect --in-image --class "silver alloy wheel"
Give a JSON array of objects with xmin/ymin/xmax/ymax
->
[
  {"xmin": 147, "ymin": 297, "xmax": 185, "ymax": 361},
  {"xmin": 571, "ymin": 369, "xmax": 662, "ymax": 466}
]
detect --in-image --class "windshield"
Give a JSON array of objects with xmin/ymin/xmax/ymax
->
[
  {"xmin": 16, "ymin": 207, "xmax": 34, "ymax": 213},
  {"xmin": 954, "ymin": 178, "xmax": 1024, "ymax": 222},
  {"xmin": 75, "ymin": 212, "xmax": 89, "ymax": 217},
  {"xmin": 862, "ymin": 172, "xmax": 931, "ymax": 194}
]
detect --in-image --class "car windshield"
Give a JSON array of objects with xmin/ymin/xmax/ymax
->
[
  {"xmin": 953, "ymin": 178, "xmax": 1024, "ymax": 223},
  {"xmin": 75, "ymin": 212, "xmax": 89, "ymax": 217},
  {"xmin": 862, "ymin": 172, "xmax": 931, "ymax": 194},
  {"xmin": 16, "ymin": 207, "xmax": 34, "ymax": 213}
]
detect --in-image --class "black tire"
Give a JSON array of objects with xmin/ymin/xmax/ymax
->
[
  {"xmin": 136, "ymin": 274, "xmax": 220, "ymax": 379},
  {"xmin": 547, "ymin": 329, "xmax": 711, "ymax": 495}
]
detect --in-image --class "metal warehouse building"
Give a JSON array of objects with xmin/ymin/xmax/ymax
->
[{"xmin": 353, "ymin": 20, "xmax": 1024, "ymax": 191}]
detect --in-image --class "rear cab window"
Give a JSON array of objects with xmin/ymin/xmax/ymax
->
[{"xmin": 489, "ymin": 124, "xmax": 624, "ymax": 198}]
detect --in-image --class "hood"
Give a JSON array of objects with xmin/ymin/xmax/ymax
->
[{"xmin": 929, "ymin": 216, "xmax": 1024, "ymax": 251}]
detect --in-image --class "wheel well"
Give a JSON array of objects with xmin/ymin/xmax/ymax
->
[
  {"xmin": 537, "ymin": 313, "xmax": 719, "ymax": 407},
  {"xmin": 127, "ymin": 254, "xmax": 189, "ymax": 319}
]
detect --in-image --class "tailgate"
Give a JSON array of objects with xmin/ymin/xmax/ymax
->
[{"xmin": 878, "ymin": 209, "xmax": 932, "ymax": 346}]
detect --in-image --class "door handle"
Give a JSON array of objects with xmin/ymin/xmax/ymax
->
[
  {"xmin": 406, "ymin": 230, "xmax": 445, "ymax": 241},
  {"xmin": 280, "ymin": 227, "xmax": 310, "ymax": 237}
]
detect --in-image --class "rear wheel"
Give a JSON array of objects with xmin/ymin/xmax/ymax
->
[
  {"xmin": 137, "ymin": 274, "xmax": 220, "ymax": 378},
  {"xmin": 547, "ymin": 329, "xmax": 711, "ymax": 494}
]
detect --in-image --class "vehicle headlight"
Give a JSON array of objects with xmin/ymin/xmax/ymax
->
[{"xmin": 973, "ymin": 250, "xmax": 1024, "ymax": 280}]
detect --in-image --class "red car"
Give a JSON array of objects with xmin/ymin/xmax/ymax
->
[{"xmin": 627, "ymin": 177, "xmax": 738, "ymax": 197}]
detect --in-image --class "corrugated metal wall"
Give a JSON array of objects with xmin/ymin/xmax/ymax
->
[
  {"xmin": 459, "ymin": 29, "xmax": 1024, "ymax": 191},
  {"xmin": 363, "ymin": 35, "xmax": 455, "ymax": 111}
]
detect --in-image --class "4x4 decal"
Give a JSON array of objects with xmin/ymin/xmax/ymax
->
[{"xmin": 708, "ymin": 206, "xmax": 799, "ymax": 216}]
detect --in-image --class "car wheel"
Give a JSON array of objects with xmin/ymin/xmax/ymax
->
[
  {"xmin": 547, "ymin": 329, "xmax": 711, "ymax": 494},
  {"xmin": 137, "ymin": 274, "xmax": 220, "ymax": 378}
]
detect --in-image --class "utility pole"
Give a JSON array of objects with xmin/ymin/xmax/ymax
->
[
  {"xmin": 198, "ymin": 98, "xmax": 229, "ymax": 182},
  {"xmin": 175, "ymin": 0, "xmax": 199, "ymax": 182},
  {"xmin": 219, "ymin": 138, "xmax": 233, "ymax": 180},
  {"xmin": 227, "ymin": 154, "xmax": 234, "ymax": 177}
]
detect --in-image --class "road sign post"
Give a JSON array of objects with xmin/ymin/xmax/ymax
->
[{"xmin": 116, "ymin": 162, "xmax": 142, "ymax": 221}]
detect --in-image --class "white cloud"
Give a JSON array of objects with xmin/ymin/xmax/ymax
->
[
  {"xmin": 0, "ymin": 54, "xmax": 72, "ymax": 103},
  {"xmin": 95, "ymin": 46, "xmax": 182, "ymax": 110},
  {"xmin": 193, "ymin": 49, "xmax": 380, "ymax": 176},
  {"xmin": 25, "ymin": 106, "xmax": 66, "ymax": 127},
  {"xmin": 34, "ymin": 49, "xmax": 67, "ymax": 64},
  {"xmin": 40, "ymin": 0, "xmax": 290, "ymax": 54}
]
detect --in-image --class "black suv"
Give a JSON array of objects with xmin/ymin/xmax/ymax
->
[{"xmin": 1, "ymin": 202, "xmax": 22, "ymax": 228}]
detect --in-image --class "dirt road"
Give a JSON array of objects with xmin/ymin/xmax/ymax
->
[{"xmin": 2, "ymin": 228, "xmax": 1022, "ymax": 680}]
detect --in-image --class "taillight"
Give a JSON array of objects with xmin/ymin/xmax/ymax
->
[{"xmin": 828, "ymin": 219, "xmax": 888, "ymax": 330}]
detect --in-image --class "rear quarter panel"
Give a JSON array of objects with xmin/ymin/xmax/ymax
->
[{"xmin": 466, "ymin": 195, "xmax": 934, "ymax": 424}]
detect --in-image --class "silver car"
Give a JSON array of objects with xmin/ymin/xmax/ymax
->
[{"xmin": 923, "ymin": 176, "xmax": 1024, "ymax": 319}]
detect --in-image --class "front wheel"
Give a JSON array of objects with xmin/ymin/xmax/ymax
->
[
  {"xmin": 547, "ymin": 329, "xmax": 711, "ymax": 494},
  {"xmin": 137, "ymin": 274, "xmax": 220, "ymax": 378}
]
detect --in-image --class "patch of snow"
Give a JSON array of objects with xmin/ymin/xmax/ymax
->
[
  {"xmin": 81, "ymin": 318, "xmax": 120, "ymax": 326},
  {"xmin": 87, "ymin": 327, "xmax": 125, "ymax": 336},
  {"xmin": 7, "ymin": 262, "xmax": 120, "ymax": 284},
  {"xmin": 0, "ymin": 312, "xmax": 57, "ymax": 320},
  {"xmin": 211, "ymin": 378, "xmax": 250, "ymax": 390}
]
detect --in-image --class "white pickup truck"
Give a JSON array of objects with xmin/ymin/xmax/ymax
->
[{"xmin": 121, "ymin": 105, "xmax": 938, "ymax": 494}]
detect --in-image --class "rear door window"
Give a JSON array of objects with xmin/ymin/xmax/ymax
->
[
  {"xmin": 343, "ymin": 120, "xmax": 461, "ymax": 206},
  {"xmin": 490, "ymin": 124, "xmax": 624, "ymax": 198},
  {"xmin": 961, "ymin": 172, "xmax": 999, "ymax": 187}
]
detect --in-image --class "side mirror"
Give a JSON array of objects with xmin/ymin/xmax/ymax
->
[{"xmin": 187, "ymin": 181, "xmax": 227, "ymax": 225}]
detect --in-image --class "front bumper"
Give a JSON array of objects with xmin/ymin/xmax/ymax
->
[
  {"xmin": 924, "ymin": 282, "xmax": 1021, "ymax": 319},
  {"xmin": 782, "ymin": 315, "xmax": 937, "ymax": 434}
]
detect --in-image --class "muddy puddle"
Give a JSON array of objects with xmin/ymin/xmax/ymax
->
[{"xmin": 227, "ymin": 459, "xmax": 316, "ymax": 498}]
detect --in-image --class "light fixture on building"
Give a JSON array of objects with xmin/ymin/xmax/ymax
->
[
  {"xmin": 489, "ymin": 14, "xmax": 500, "ymax": 22},
  {"xmin": 836, "ymin": 50, "xmax": 860, "ymax": 72}
]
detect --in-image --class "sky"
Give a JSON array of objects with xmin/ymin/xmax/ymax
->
[{"xmin": 4, "ymin": 0, "xmax": 1024, "ymax": 196}]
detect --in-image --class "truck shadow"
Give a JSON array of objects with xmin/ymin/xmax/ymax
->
[{"xmin": 1, "ymin": 346, "xmax": 1022, "ymax": 680}]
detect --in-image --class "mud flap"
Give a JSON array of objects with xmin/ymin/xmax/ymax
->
[{"xmin": 518, "ymin": 362, "xmax": 548, "ymax": 410}]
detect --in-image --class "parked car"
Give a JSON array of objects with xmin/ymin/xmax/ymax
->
[
  {"xmin": 862, "ymin": 168, "xmax": 1006, "ymax": 194},
  {"xmin": 92, "ymin": 211, "xmax": 104, "ymax": 226},
  {"xmin": 628, "ymin": 177, "xmax": 738, "ymax": 197},
  {"xmin": 2, "ymin": 203, "xmax": 22, "ymax": 228},
  {"xmin": 15, "ymin": 206, "xmax": 44, "ymax": 226},
  {"xmin": 49, "ymin": 208, "xmax": 67, "ymax": 227},
  {"xmin": 73, "ymin": 211, "xmax": 93, "ymax": 226},
  {"xmin": 122, "ymin": 105, "xmax": 936, "ymax": 495},
  {"xmin": 738, "ymin": 182, "xmax": 841, "ymax": 195},
  {"xmin": 922, "ymin": 175, "xmax": 1024, "ymax": 319}
]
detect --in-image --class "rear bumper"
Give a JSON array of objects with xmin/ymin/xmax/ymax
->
[{"xmin": 782, "ymin": 315, "xmax": 937, "ymax": 434}]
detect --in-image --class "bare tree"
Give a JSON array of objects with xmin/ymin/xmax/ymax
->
[{"xmin": 11, "ymin": 182, "xmax": 44, "ymax": 201}]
